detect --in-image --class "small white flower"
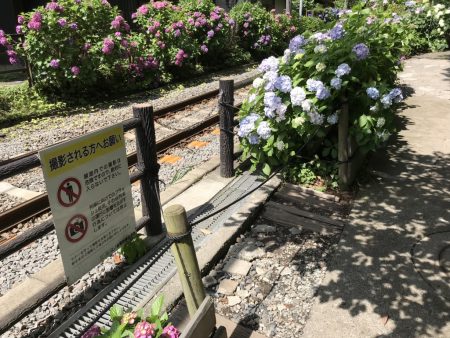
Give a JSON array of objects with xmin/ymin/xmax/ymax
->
[
  {"xmin": 275, "ymin": 140, "xmax": 285, "ymax": 151},
  {"xmin": 301, "ymin": 99, "xmax": 313, "ymax": 112},
  {"xmin": 252, "ymin": 77, "xmax": 264, "ymax": 88},
  {"xmin": 377, "ymin": 117, "xmax": 386, "ymax": 128}
]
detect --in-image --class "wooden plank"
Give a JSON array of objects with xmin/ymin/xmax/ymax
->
[
  {"xmin": 282, "ymin": 182, "xmax": 340, "ymax": 202},
  {"xmin": 265, "ymin": 201, "xmax": 344, "ymax": 228},
  {"xmin": 263, "ymin": 203, "xmax": 340, "ymax": 235},
  {"xmin": 275, "ymin": 185, "xmax": 342, "ymax": 212},
  {"xmin": 181, "ymin": 296, "xmax": 216, "ymax": 338}
]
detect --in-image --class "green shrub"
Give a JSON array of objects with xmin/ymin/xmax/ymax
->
[
  {"xmin": 3, "ymin": 0, "xmax": 139, "ymax": 96},
  {"xmin": 298, "ymin": 16, "xmax": 326, "ymax": 34},
  {"xmin": 237, "ymin": 3, "xmax": 407, "ymax": 176},
  {"xmin": 229, "ymin": 2, "xmax": 274, "ymax": 58}
]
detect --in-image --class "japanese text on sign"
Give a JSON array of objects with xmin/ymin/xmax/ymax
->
[{"xmin": 39, "ymin": 124, "xmax": 136, "ymax": 284}]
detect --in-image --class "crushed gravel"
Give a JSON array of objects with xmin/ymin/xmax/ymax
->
[
  {"xmin": 0, "ymin": 193, "xmax": 24, "ymax": 213},
  {"xmin": 206, "ymin": 221, "xmax": 341, "ymax": 337}
]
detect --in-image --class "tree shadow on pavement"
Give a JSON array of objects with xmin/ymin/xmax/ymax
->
[{"xmin": 309, "ymin": 107, "xmax": 450, "ymax": 337}]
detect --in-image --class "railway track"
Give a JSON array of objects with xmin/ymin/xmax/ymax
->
[{"xmin": 0, "ymin": 77, "xmax": 252, "ymax": 253}]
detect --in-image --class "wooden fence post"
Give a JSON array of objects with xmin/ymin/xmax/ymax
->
[
  {"xmin": 133, "ymin": 104, "xmax": 162, "ymax": 236},
  {"xmin": 164, "ymin": 204, "xmax": 206, "ymax": 317},
  {"xmin": 219, "ymin": 79, "xmax": 234, "ymax": 178},
  {"xmin": 338, "ymin": 101, "xmax": 350, "ymax": 190}
]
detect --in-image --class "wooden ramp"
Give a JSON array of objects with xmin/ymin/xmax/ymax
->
[{"xmin": 263, "ymin": 183, "xmax": 347, "ymax": 235}]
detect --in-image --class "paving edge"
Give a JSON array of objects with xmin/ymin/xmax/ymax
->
[
  {"xmin": 137, "ymin": 174, "xmax": 283, "ymax": 316},
  {"xmin": 0, "ymin": 145, "xmax": 240, "ymax": 333}
]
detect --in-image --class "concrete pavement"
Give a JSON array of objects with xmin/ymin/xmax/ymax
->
[{"xmin": 302, "ymin": 52, "xmax": 450, "ymax": 337}]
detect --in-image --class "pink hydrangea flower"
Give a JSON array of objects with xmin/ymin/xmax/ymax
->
[
  {"xmin": 137, "ymin": 5, "xmax": 149, "ymax": 15},
  {"xmin": 102, "ymin": 38, "xmax": 114, "ymax": 54},
  {"xmin": 46, "ymin": 1, "xmax": 64, "ymax": 12},
  {"xmin": 152, "ymin": 1, "xmax": 167, "ymax": 9},
  {"xmin": 58, "ymin": 18, "xmax": 67, "ymax": 26},
  {"xmin": 0, "ymin": 36, "xmax": 8, "ymax": 46},
  {"xmin": 134, "ymin": 321, "xmax": 156, "ymax": 338},
  {"xmin": 49, "ymin": 59, "xmax": 60, "ymax": 68},
  {"xmin": 16, "ymin": 26, "xmax": 23, "ymax": 34},
  {"xmin": 71, "ymin": 66, "xmax": 80, "ymax": 75},
  {"xmin": 161, "ymin": 325, "xmax": 180, "ymax": 338},
  {"xmin": 17, "ymin": 16, "xmax": 25, "ymax": 24}
]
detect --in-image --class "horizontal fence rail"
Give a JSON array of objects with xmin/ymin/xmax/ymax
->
[{"xmin": 0, "ymin": 77, "xmax": 248, "ymax": 260}]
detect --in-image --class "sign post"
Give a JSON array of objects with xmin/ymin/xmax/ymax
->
[{"xmin": 39, "ymin": 124, "xmax": 136, "ymax": 284}]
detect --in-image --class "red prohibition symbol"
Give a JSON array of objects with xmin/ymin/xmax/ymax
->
[
  {"xmin": 57, "ymin": 177, "xmax": 81, "ymax": 207},
  {"xmin": 65, "ymin": 214, "xmax": 88, "ymax": 243}
]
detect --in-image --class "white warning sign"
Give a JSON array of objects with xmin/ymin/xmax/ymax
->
[{"xmin": 39, "ymin": 124, "xmax": 136, "ymax": 284}]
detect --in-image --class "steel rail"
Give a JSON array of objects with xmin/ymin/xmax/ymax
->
[
  {"xmin": 0, "ymin": 105, "xmax": 242, "ymax": 259},
  {"xmin": 0, "ymin": 76, "xmax": 253, "ymax": 168}
]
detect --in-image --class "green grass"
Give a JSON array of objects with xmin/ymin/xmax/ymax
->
[{"xmin": 0, "ymin": 63, "xmax": 257, "ymax": 128}]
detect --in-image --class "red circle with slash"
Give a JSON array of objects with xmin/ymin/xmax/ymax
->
[
  {"xmin": 65, "ymin": 214, "xmax": 88, "ymax": 243},
  {"xmin": 58, "ymin": 177, "xmax": 82, "ymax": 207}
]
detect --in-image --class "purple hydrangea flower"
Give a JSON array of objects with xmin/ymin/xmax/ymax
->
[
  {"xmin": 173, "ymin": 29, "xmax": 181, "ymax": 37},
  {"xmin": 207, "ymin": 30, "xmax": 214, "ymax": 39},
  {"xmin": 16, "ymin": 25, "xmax": 23, "ymax": 34},
  {"xmin": 69, "ymin": 22, "xmax": 78, "ymax": 30},
  {"xmin": 330, "ymin": 77, "xmax": 342, "ymax": 90},
  {"xmin": 366, "ymin": 87, "xmax": 380, "ymax": 100},
  {"xmin": 0, "ymin": 37, "xmax": 7, "ymax": 46},
  {"xmin": 306, "ymin": 79, "xmax": 323, "ymax": 92},
  {"xmin": 329, "ymin": 23, "xmax": 344, "ymax": 40},
  {"xmin": 288, "ymin": 35, "xmax": 307, "ymax": 53},
  {"xmin": 137, "ymin": 5, "xmax": 149, "ymax": 15},
  {"xmin": 263, "ymin": 71, "xmax": 278, "ymax": 91},
  {"xmin": 264, "ymin": 91, "xmax": 282, "ymax": 110},
  {"xmin": 102, "ymin": 38, "xmax": 114, "ymax": 54},
  {"xmin": 58, "ymin": 18, "xmax": 67, "ymax": 27},
  {"xmin": 308, "ymin": 111, "xmax": 324, "ymax": 125},
  {"xmin": 389, "ymin": 88, "xmax": 403, "ymax": 102},
  {"xmin": 258, "ymin": 56, "xmax": 279, "ymax": 73},
  {"xmin": 228, "ymin": 19, "xmax": 235, "ymax": 26},
  {"xmin": 248, "ymin": 133, "xmax": 260, "ymax": 145},
  {"xmin": 71, "ymin": 66, "xmax": 80, "ymax": 75},
  {"xmin": 49, "ymin": 59, "xmax": 60, "ymax": 68},
  {"xmin": 316, "ymin": 86, "xmax": 330, "ymax": 100},
  {"xmin": 257, "ymin": 121, "xmax": 271, "ymax": 140},
  {"xmin": 290, "ymin": 87, "xmax": 306, "ymax": 106},
  {"xmin": 17, "ymin": 16, "xmax": 25, "ymax": 24},
  {"xmin": 200, "ymin": 44, "xmax": 208, "ymax": 53},
  {"xmin": 352, "ymin": 43, "xmax": 370, "ymax": 60},
  {"xmin": 335, "ymin": 63, "xmax": 351, "ymax": 77},
  {"xmin": 275, "ymin": 75, "xmax": 292, "ymax": 93},
  {"xmin": 381, "ymin": 94, "xmax": 392, "ymax": 107},
  {"xmin": 238, "ymin": 113, "xmax": 259, "ymax": 137}
]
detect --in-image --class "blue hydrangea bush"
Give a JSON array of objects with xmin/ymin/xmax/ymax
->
[{"xmin": 238, "ymin": 3, "xmax": 408, "ymax": 175}]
